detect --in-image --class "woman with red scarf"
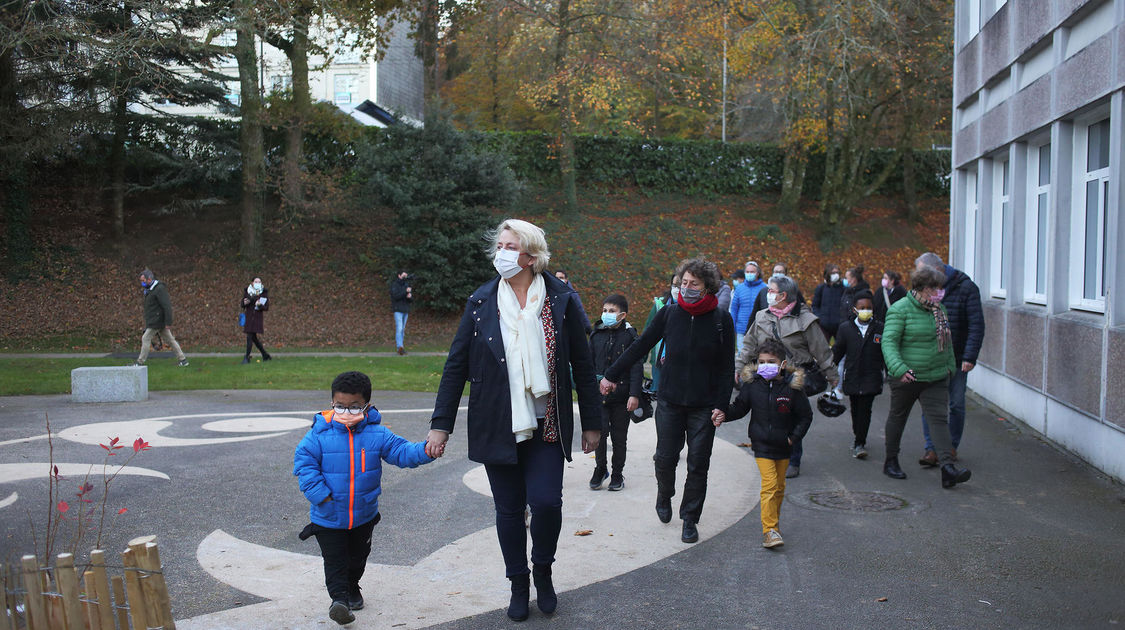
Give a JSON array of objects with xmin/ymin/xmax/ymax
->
[{"xmin": 600, "ymin": 258, "xmax": 735, "ymax": 545}]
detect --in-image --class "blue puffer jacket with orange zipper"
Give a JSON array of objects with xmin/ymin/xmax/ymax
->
[{"xmin": 294, "ymin": 407, "xmax": 432, "ymax": 530}]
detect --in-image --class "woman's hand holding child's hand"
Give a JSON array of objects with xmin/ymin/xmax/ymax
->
[
  {"xmin": 599, "ymin": 378, "xmax": 616, "ymax": 395},
  {"xmin": 711, "ymin": 409, "xmax": 725, "ymax": 427},
  {"xmin": 425, "ymin": 430, "xmax": 448, "ymax": 459}
]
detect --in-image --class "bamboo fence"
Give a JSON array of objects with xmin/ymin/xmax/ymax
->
[{"xmin": 1, "ymin": 536, "xmax": 174, "ymax": 630}]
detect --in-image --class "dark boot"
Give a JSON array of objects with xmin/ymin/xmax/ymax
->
[
  {"xmin": 240, "ymin": 356, "xmax": 250, "ymax": 364},
  {"xmin": 941, "ymin": 464, "xmax": 972, "ymax": 488},
  {"xmin": 262, "ymin": 352, "xmax": 272, "ymax": 361},
  {"xmin": 347, "ymin": 585, "xmax": 364, "ymax": 610},
  {"xmin": 507, "ymin": 574, "xmax": 530, "ymax": 622},
  {"xmin": 532, "ymin": 564, "xmax": 557, "ymax": 614},
  {"xmin": 883, "ymin": 457, "xmax": 907, "ymax": 479},
  {"xmin": 655, "ymin": 496, "xmax": 672, "ymax": 523},
  {"xmin": 681, "ymin": 519, "xmax": 699, "ymax": 543},
  {"xmin": 329, "ymin": 600, "xmax": 355, "ymax": 625}
]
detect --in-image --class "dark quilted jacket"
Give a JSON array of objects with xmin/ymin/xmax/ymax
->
[{"xmin": 941, "ymin": 265, "xmax": 985, "ymax": 365}]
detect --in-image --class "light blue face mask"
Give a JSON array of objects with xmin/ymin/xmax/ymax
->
[
  {"xmin": 601, "ymin": 312, "xmax": 621, "ymax": 327},
  {"xmin": 843, "ymin": 279, "xmax": 850, "ymax": 288}
]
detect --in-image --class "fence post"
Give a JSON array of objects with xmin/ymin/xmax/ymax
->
[
  {"xmin": 83, "ymin": 570, "xmax": 101, "ymax": 630},
  {"xmin": 120, "ymin": 548, "xmax": 148, "ymax": 630},
  {"xmin": 55, "ymin": 553, "xmax": 84, "ymax": 630},
  {"xmin": 20, "ymin": 556, "xmax": 47, "ymax": 630},
  {"xmin": 0, "ymin": 563, "xmax": 15, "ymax": 630},
  {"xmin": 111, "ymin": 577, "xmax": 128, "ymax": 630},
  {"xmin": 90, "ymin": 550, "xmax": 115, "ymax": 630},
  {"xmin": 143, "ymin": 543, "xmax": 175, "ymax": 630}
]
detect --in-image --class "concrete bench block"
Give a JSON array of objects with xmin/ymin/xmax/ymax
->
[{"xmin": 71, "ymin": 366, "xmax": 148, "ymax": 403}]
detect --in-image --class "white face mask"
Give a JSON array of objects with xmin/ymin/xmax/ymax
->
[
  {"xmin": 766, "ymin": 292, "xmax": 781, "ymax": 307},
  {"xmin": 252, "ymin": 282, "xmax": 263, "ymax": 292},
  {"xmin": 830, "ymin": 273, "xmax": 840, "ymax": 283},
  {"xmin": 493, "ymin": 248, "xmax": 523, "ymax": 279}
]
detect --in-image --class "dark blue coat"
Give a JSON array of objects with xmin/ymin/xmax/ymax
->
[
  {"xmin": 812, "ymin": 282, "xmax": 846, "ymax": 330},
  {"xmin": 941, "ymin": 265, "xmax": 985, "ymax": 365},
  {"xmin": 430, "ymin": 273, "xmax": 602, "ymax": 465}
]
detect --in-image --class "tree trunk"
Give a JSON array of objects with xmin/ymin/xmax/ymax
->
[
  {"xmin": 108, "ymin": 89, "xmax": 128, "ymax": 240},
  {"xmin": 554, "ymin": 0, "xmax": 577, "ymax": 215},
  {"xmin": 235, "ymin": 12, "xmax": 264, "ymax": 261},
  {"xmin": 777, "ymin": 148, "xmax": 806, "ymax": 219},
  {"xmin": 0, "ymin": 41, "xmax": 32, "ymax": 281},
  {"xmin": 282, "ymin": 9, "xmax": 310, "ymax": 213},
  {"xmin": 420, "ymin": 0, "xmax": 439, "ymax": 124}
]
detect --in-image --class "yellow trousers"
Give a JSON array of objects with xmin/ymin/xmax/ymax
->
[{"xmin": 755, "ymin": 457, "xmax": 788, "ymax": 533}]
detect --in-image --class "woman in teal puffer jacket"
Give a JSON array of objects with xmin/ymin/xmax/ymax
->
[{"xmin": 880, "ymin": 266, "xmax": 972, "ymax": 489}]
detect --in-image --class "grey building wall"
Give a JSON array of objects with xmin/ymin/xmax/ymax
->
[
  {"xmin": 952, "ymin": 0, "xmax": 1125, "ymax": 482},
  {"xmin": 375, "ymin": 19, "xmax": 425, "ymax": 122}
]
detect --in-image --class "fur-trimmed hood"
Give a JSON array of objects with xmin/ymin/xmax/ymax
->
[{"xmin": 741, "ymin": 362, "xmax": 805, "ymax": 391}]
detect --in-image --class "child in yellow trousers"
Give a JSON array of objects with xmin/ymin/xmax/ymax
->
[{"xmin": 721, "ymin": 338, "xmax": 813, "ymax": 548}]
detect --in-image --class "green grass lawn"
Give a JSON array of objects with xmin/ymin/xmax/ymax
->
[{"xmin": 0, "ymin": 356, "xmax": 450, "ymax": 396}]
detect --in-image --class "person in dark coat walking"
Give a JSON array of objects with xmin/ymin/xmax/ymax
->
[
  {"xmin": 135, "ymin": 269, "xmax": 188, "ymax": 366},
  {"xmin": 831, "ymin": 290, "xmax": 884, "ymax": 459},
  {"xmin": 390, "ymin": 270, "xmax": 413, "ymax": 355},
  {"xmin": 874, "ymin": 270, "xmax": 907, "ymax": 323},
  {"xmin": 838, "ymin": 265, "xmax": 871, "ymax": 321},
  {"xmin": 240, "ymin": 277, "xmax": 271, "ymax": 363},
  {"xmin": 914, "ymin": 252, "xmax": 985, "ymax": 467},
  {"xmin": 811, "ymin": 263, "xmax": 846, "ymax": 342},
  {"xmin": 601, "ymin": 257, "xmax": 735, "ymax": 546},
  {"xmin": 426, "ymin": 219, "xmax": 601, "ymax": 622},
  {"xmin": 587, "ymin": 294, "xmax": 644, "ymax": 491}
]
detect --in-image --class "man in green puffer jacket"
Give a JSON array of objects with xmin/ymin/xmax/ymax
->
[{"xmin": 880, "ymin": 266, "xmax": 971, "ymax": 489}]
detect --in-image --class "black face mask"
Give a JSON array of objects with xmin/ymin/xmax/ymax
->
[{"xmin": 681, "ymin": 287, "xmax": 702, "ymax": 303}]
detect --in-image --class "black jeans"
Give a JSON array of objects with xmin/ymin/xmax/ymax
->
[
  {"xmin": 595, "ymin": 402, "xmax": 630, "ymax": 475},
  {"xmin": 484, "ymin": 429, "xmax": 564, "ymax": 577},
  {"xmin": 244, "ymin": 332, "xmax": 268, "ymax": 358},
  {"xmin": 313, "ymin": 513, "xmax": 380, "ymax": 602},
  {"xmin": 849, "ymin": 394, "xmax": 876, "ymax": 447},
  {"xmin": 653, "ymin": 401, "xmax": 716, "ymax": 523}
]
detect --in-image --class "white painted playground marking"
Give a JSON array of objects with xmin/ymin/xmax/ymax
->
[
  {"xmin": 178, "ymin": 420, "xmax": 761, "ymax": 630},
  {"xmin": 201, "ymin": 417, "xmax": 310, "ymax": 433},
  {"xmin": 59, "ymin": 420, "xmax": 291, "ymax": 448},
  {"xmin": 0, "ymin": 492, "xmax": 17, "ymax": 509}
]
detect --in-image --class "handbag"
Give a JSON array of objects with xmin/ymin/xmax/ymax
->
[
  {"xmin": 631, "ymin": 377, "xmax": 656, "ymax": 423},
  {"xmin": 238, "ymin": 312, "xmax": 246, "ymax": 327},
  {"xmin": 800, "ymin": 362, "xmax": 829, "ymax": 397}
]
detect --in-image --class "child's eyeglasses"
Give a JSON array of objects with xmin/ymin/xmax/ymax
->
[{"xmin": 331, "ymin": 403, "xmax": 369, "ymax": 415}]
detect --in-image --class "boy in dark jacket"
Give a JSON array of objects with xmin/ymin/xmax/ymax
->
[
  {"xmin": 721, "ymin": 338, "xmax": 812, "ymax": 549},
  {"xmin": 294, "ymin": 371, "xmax": 436, "ymax": 625},
  {"xmin": 588, "ymin": 294, "xmax": 644, "ymax": 491},
  {"xmin": 831, "ymin": 290, "xmax": 885, "ymax": 459}
]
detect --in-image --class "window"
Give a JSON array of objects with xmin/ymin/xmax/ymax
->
[
  {"xmin": 963, "ymin": 167, "xmax": 979, "ymax": 279},
  {"xmin": 334, "ymin": 74, "xmax": 355, "ymax": 105},
  {"xmin": 1070, "ymin": 117, "xmax": 1110, "ymax": 311},
  {"xmin": 1025, "ymin": 143, "xmax": 1050, "ymax": 304},
  {"xmin": 225, "ymin": 90, "xmax": 240, "ymax": 107},
  {"xmin": 966, "ymin": 0, "xmax": 981, "ymax": 41},
  {"xmin": 270, "ymin": 75, "xmax": 292, "ymax": 94},
  {"xmin": 990, "ymin": 158, "xmax": 1009, "ymax": 298}
]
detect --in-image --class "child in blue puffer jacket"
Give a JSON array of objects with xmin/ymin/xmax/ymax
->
[{"xmin": 294, "ymin": 371, "xmax": 437, "ymax": 626}]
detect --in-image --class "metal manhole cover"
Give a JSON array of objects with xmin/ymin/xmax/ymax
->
[{"xmin": 797, "ymin": 490, "xmax": 915, "ymax": 513}]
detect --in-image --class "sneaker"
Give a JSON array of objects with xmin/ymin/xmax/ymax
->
[
  {"xmin": 177, "ymin": 359, "xmax": 190, "ymax": 367},
  {"xmin": 589, "ymin": 468, "xmax": 609, "ymax": 490},
  {"xmin": 918, "ymin": 450, "xmax": 938, "ymax": 467},
  {"xmin": 762, "ymin": 529, "xmax": 784, "ymax": 548},
  {"xmin": 396, "ymin": 346, "xmax": 405, "ymax": 355},
  {"xmin": 131, "ymin": 361, "xmax": 143, "ymax": 366},
  {"xmin": 329, "ymin": 600, "xmax": 355, "ymax": 625},
  {"xmin": 852, "ymin": 445, "xmax": 868, "ymax": 459},
  {"xmin": 785, "ymin": 465, "xmax": 800, "ymax": 478},
  {"xmin": 608, "ymin": 473, "xmax": 624, "ymax": 491}
]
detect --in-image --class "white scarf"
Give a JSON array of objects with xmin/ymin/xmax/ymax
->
[{"xmin": 497, "ymin": 274, "xmax": 552, "ymax": 442}]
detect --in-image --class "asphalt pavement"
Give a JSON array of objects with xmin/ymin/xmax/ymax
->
[{"xmin": 0, "ymin": 385, "xmax": 1122, "ymax": 629}]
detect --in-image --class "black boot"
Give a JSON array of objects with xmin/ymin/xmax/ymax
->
[
  {"xmin": 883, "ymin": 457, "xmax": 907, "ymax": 479},
  {"xmin": 681, "ymin": 519, "xmax": 699, "ymax": 543},
  {"xmin": 941, "ymin": 464, "xmax": 972, "ymax": 488},
  {"xmin": 532, "ymin": 564, "xmax": 557, "ymax": 614},
  {"xmin": 240, "ymin": 356, "xmax": 250, "ymax": 364},
  {"xmin": 507, "ymin": 574, "xmax": 530, "ymax": 622},
  {"xmin": 655, "ymin": 495, "xmax": 672, "ymax": 523},
  {"xmin": 262, "ymin": 352, "xmax": 272, "ymax": 361}
]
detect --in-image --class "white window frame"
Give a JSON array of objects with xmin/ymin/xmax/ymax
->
[
  {"xmin": 966, "ymin": 0, "xmax": 981, "ymax": 41},
  {"xmin": 963, "ymin": 166, "xmax": 979, "ymax": 280},
  {"xmin": 333, "ymin": 74, "xmax": 355, "ymax": 105},
  {"xmin": 989, "ymin": 157, "xmax": 1010, "ymax": 298},
  {"xmin": 1025, "ymin": 142, "xmax": 1050, "ymax": 304},
  {"xmin": 1069, "ymin": 115, "xmax": 1111, "ymax": 313}
]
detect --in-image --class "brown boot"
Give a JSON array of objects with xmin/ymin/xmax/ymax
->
[{"xmin": 918, "ymin": 450, "xmax": 938, "ymax": 468}]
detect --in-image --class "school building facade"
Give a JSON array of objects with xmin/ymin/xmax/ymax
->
[{"xmin": 951, "ymin": 0, "xmax": 1125, "ymax": 482}]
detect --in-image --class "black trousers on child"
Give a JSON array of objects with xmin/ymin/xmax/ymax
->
[
  {"xmin": 849, "ymin": 394, "xmax": 876, "ymax": 447},
  {"xmin": 595, "ymin": 403, "xmax": 630, "ymax": 475},
  {"xmin": 313, "ymin": 513, "xmax": 380, "ymax": 602}
]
